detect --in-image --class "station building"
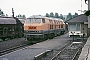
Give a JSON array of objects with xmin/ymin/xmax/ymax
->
[{"xmin": 67, "ymin": 14, "xmax": 89, "ymax": 37}]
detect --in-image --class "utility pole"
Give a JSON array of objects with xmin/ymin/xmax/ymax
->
[
  {"xmin": 78, "ymin": 0, "xmax": 83, "ymax": 14},
  {"xmin": 12, "ymin": 8, "xmax": 14, "ymax": 17},
  {"xmin": 88, "ymin": 0, "xmax": 90, "ymax": 10},
  {"xmin": 81, "ymin": 0, "xmax": 82, "ymax": 13}
]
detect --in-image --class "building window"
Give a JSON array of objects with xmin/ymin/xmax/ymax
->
[
  {"xmin": 76, "ymin": 24, "xmax": 80, "ymax": 31},
  {"xmin": 69, "ymin": 24, "xmax": 76, "ymax": 31}
]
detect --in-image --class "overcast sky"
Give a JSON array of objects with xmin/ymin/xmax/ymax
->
[{"xmin": 0, "ymin": 0, "xmax": 88, "ymax": 17}]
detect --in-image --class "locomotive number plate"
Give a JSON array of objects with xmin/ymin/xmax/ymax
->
[{"xmin": 28, "ymin": 26, "xmax": 36, "ymax": 29}]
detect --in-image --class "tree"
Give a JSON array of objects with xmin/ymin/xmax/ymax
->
[
  {"xmin": 50, "ymin": 12, "xmax": 54, "ymax": 17},
  {"xmin": 55, "ymin": 13, "xmax": 59, "ymax": 18},
  {"xmin": 85, "ymin": 10, "xmax": 90, "ymax": 16},
  {"xmin": 16, "ymin": 14, "xmax": 26, "ymax": 18},
  {"xmin": 59, "ymin": 14, "xmax": 63, "ymax": 19},
  {"xmin": 0, "ymin": 9, "xmax": 4, "ymax": 16},
  {"xmin": 45, "ymin": 13, "xmax": 49, "ymax": 17},
  {"xmin": 22, "ymin": 15, "xmax": 26, "ymax": 18},
  {"xmin": 73, "ymin": 12, "xmax": 78, "ymax": 18},
  {"xmin": 66, "ymin": 13, "xmax": 73, "ymax": 20},
  {"xmin": 75, "ymin": 12, "xmax": 78, "ymax": 16}
]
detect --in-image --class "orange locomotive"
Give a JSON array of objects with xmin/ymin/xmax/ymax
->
[{"xmin": 24, "ymin": 15, "xmax": 65, "ymax": 43}]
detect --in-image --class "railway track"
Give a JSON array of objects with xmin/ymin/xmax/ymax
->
[
  {"xmin": 0, "ymin": 38, "xmax": 50, "ymax": 57},
  {"xmin": 0, "ymin": 43, "xmax": 29, "ymax": 56},
  {"xmin": 51, "ymin": 42, "xmax": 83, "ymax": 60},
  {"xmin": 37, "ymin": 42, "xmax": 84, "ymax": 60}
]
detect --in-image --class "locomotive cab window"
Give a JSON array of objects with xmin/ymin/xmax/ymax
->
[
  {"xmin": 33, "ymin": 19, "xmax": 41, "ymax": 23},
  {"xmin": 42, "ymin": 18, "xmax": 45, "ymax": 23}
]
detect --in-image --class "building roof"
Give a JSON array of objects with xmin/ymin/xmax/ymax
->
[
  {"xmin": 0, "ymin": 16, "xmax": 16, "ymax": 24},
  {"xmin": 66, "ymin": 14, "xmax": 88, "ymax": 23},
  {"xmin": 18, "ymin": 18, "xmax": 26, "ymax": 24}
]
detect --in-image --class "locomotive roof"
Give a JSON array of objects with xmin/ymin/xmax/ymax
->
[
  {"xmin": 0, "ymin": 16, "xmax": 16, "ymax": 24},
  {"xmin": 28, "ymin": 15, "xmax": 64, "ymax": 21},
  {"xmin": 53, "ymin": 18, "xmax": 63, "ymax": 21},
  {"xmin": 28, "ymin": 15, "xmax": 47, "ymax": 19}
]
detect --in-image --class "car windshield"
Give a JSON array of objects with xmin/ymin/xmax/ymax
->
[
  {"xmin": 33, "ymin": 19, "xmax": 41, "ymax": 23},
  {"xmin": 26, "ymin": 19, "xmax": 32, "ymax": 23}
]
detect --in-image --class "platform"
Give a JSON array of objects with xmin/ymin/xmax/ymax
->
[{"xmin": 78, "ymin": 36, "xmax": 90, "ymax": 60}]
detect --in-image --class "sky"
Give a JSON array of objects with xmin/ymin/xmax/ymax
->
[{"xmin": 0, "ymin": 0, "xmax": 88, "ymax": 17}]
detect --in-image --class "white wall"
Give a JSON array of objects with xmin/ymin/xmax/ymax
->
[
  {"xmin": 88, "ymin": 16, "xmax": 90, "ymax": 28},
  {"xmin": 88, "ymin": 0, "xmax": 90, "ymax": 28},
  {"xmin": 88, "ymin": 0, "xmax": 90, "ymax": 10}
]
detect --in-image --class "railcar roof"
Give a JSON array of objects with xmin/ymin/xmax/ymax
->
[{"xmin": 0, "ymin": 16, "xmax": 16, "ymax": 24}]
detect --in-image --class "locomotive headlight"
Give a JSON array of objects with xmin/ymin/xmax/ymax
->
[
  {"xmin": 38, "ymin": 31, "xmax": 41, "ymax": 33},
  {"xmin": 38, "ymin": 30, "xmax": 43, "ymax": 33}
]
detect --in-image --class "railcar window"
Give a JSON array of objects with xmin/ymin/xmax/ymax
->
[
  {"xmin": 54, "ymin": 21, "xmax": 56, "ymax": 24},
  {"xmin": 50, "ymin": 25, "xmax": 52, "ymax": 29},
  {"xmin": 49, "ymin": 20, "xmax": 51, "ymax": 23},
  {"xmin": 52, "ymin": 25, "xmax": 53, "ymax": 29},
  {"xmin": 59, "ymin": 25, "xmax": 60, "ymax": 28},
  {"xmin": 33, "ymin": 19, "xmax": 41, "ymax": 23},
  {"xmin": 61, "ymin": 25, "xmax": 63, "ymax": 28},
  {"xmin": 26, "ymin": 19, "xmax": 32, "ymax": 23},
  {"xmin": 42, "ymin": 18, "xmax": 45, "ymax": 23},
  {"xmin": 56, "ymin": 21, "xmax": 58, "ymax": 24}
]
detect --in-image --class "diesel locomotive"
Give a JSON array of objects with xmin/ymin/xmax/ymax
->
[{"xmin": 24, "ymin": 15, "xmax": 65, "ymax": 43}]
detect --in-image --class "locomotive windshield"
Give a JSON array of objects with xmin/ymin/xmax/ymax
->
[
  {"xmin": 33, "ymin": 19, "xmax": 41, "ymax": 23},
  {"xmin": 26, "ymin": 18, "xmax": 41, "ymax": 23},
  {"xmin": 26, "ymin": 19, "xmax": 32, "ymax": 23}
]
